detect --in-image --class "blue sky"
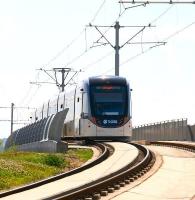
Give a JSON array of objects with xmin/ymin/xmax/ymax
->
[{"xmin": 0, "ymin": 0, "xmax": 195, "ymax": 138}]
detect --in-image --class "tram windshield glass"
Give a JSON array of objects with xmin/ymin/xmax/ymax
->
[{"xmin": 90, "ymin": 85, "xmax": 127, "ymax": 117}]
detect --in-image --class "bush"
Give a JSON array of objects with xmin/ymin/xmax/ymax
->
[{"xmin": 44, "ymin": 154, "xmax": 65, "ymax": 167}]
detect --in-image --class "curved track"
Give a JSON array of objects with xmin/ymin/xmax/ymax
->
[
  {"xmin": 0, "ymin": 142, "xmax": 155, "ymax": 200},
  {"xmin": 0, "ymin": 142, "xmax": 110, "ymax": 198},
  {"xmin": 44, "ymin": 142, "xmax": 155, "ymax": 200}
]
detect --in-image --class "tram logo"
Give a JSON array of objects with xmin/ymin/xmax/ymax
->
[
  {"xmin": 103, "ymin": 120, "xmax": 108, "ymax": 124},
  {"xmin": 103, "ymin": 120, "xmax": 118, "ymax": 125}
]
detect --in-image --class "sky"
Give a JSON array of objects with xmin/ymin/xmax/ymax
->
[{"xmin": 0, "ymin": 0, "xmax": 195, "ymax": 138}]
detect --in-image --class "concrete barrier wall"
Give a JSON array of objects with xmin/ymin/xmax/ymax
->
[
  {"xmin": 5, "ymin": 109, "xmax": 68, "ymax": 153},
  {"xmin": 189, "ymin": 124, "xmax": 195, "ymax": 141},
  {"xmin": 16, "ymin": 140, "xmax": 68, "ymax": 153},
  {"xmin": 47, "ymin": 109, "xmax": 69, "ymax": 141},
  {"xmin": 132, "ymin": 119, "xmax": 192, "ymax": 142}
]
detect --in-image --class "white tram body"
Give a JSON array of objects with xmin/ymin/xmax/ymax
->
[{"xmin": 30, "ymin": 76, "xmax": 132, "ymax": 141}]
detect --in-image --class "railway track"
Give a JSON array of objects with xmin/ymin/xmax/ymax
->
[
  {"xmin": 150, "ymin": 141, "xmax": 195, "ymax": 153},
  {"xmin": 43, "ymin": 142, "xmax": 155, "ymax": 200},
  {"xmin": 0, "ymin": 142, "xmax": 110, "ymax": 198},
  {"xmin": 47, "ymin": 141, "xmax": 195, "ymax": 200},
  {"xmin": 0, "ymin": 142, "xmax": 156, "ymax": 200}
]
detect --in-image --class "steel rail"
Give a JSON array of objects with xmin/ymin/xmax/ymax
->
[
  {"xmin": 150, "ymin": 141, "xmax": 195, "ymax": 152},
  {"xmin": 45, "ymin": 142, "xmax": 155, "ymax": 200},
  {"xmin": 0, "ymin": 142, "xmax": 110, "ymax": 198}
]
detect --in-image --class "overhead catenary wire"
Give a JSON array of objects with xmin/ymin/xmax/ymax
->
[
  {"xmin": 32, "ymin": 1, "xmax": 195, "ymax": 84},
  {"xmin": 95, "ymin": 0, "xmax": 147, "ymax": 45},
  {"xmin": 117, "ymin": 1, "xmax": 174, "ymax": 54},
  {"xmin": 117, "ymin": 0, "xmax": 193, "ymax": 55},
  {"xmin": 2, "ymin": 1, "xmax": 194, "ymax": 138},
  {"xmin": 34, "ymin": 0, "xmax": 195, "ymax": 82},
  {"xmin": 0, "ymin": 83, "xmax": 12, "ymax": 103},
  {"xmin": 88, "ymin": 19, "xmax": 157, "ymax": 77},
  {"xmin": 85, "ymin": 28, "xmax": 88, "ymax": 52},
  {"xmin": 66, "ymin": 7, "xmax": 122, "ymax": 76},
  {"xmin": 90, "ymin": 0, "xmax": 107, "ymax": 23},
  {"xmin": 147, "ymin": 4, "xmax": 175, "ymax": 44},
  {"xmin": 63, "ymin": 49, "xmax": 114, "ymax": 83},
  {"xmin": 100, "ymin": 17, "xmax": 195, "ymax": 75},
  {"xmin": 162, "ymin": 20, "xmax": 195, "ymax": 41},
  {"xmin": 118, "ymin": 1, "xmax": 147, "ymax": 18},
  {"xmin": 82, "ymin": 50, "xmax": 114, "ymax": 71},
  {"xmin": 119, "ymin": 1, "xmax": 195, "ymax": 4},
  {"xmin": 120, "ymin": 19, "xmax": 195, "ymax": 66},
  {"xmin": 61, "ymin": 50, "xmax": 113, "ymax": 83},
  {"xmin": 65, "ymin": 71, "xmax": 79, "ymax": 87},
  {"xmin": 87, "ymin": 0, "xmax": 170, "ymax": 76},
  {"xmin": 149, "ymin": 4, "xmax": 174, "ymax": 25},
  {"xmin": 42, "ymin": 0, "xmax": 108, "ymax": 69},
  {"xmin": 18, "ymin": 71, "xmax": 40, "ymax": 106},
  {"xmin": 43, "ymin": 0, "xmax": 145, "ymax": 75},
  {"xmin": 101, "ymin": 42, "xmax": 165, "ymax": 75},
  {"xmin": 24, "ymin": 85, "xmax": 42, "ymax": 106},
  {"xmin": 18, "ymin": 84, "xmax": 33, "ymax": 105},
  {"xmin": 100, "ymin": 1, "xmax": 194, "ymax": 72},
  {"xmin": 42, "ymin": 0, "xmax": 109, "ymax": 73},
  {"xmin": 46, "ymin": 30, "xmax": 85, "ymax": 67},
  {"xmin": 65, "ymin": 51, "xmax": 88, "ymax": 68}
]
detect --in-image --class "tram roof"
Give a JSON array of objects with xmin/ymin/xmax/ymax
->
[{"xmin": 88, "ymin": 75, "xmax": 127, "ymax": 85}]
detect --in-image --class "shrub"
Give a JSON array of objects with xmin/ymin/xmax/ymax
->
[{"xmin": 44, "ymin": 154, "xmax": 65, "ymax": 167}]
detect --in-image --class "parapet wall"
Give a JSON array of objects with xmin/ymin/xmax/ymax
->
[
  {"xmin": 16, "ymin": 140, "xmax": 68, "ymax": 153},
  {"xmin": 189, "ymin": 124, "xmax": 195, "ymax": 141},
  {"xmin": 132, "ymin": 119, "xmax": 193, "ymax": 141}
]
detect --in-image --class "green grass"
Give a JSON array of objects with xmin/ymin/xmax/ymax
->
[
  {"xmin": 67, "ymin": 149, "xmax": 93, "ymax": 161},
  {"xmin": 0, "ymin": 148, "xmax": 93, "ymax": 191}
]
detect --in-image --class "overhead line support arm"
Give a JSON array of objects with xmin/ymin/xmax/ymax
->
[
  {"xmin": 119, "ymin": 1, "xmax": 195, "ymax": 4},
  {"xmin": 94, "ymin": 26, "xmax": 114, "ymax": 48}
]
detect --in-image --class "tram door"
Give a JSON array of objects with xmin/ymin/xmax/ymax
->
[{"xmin": 74, "ymin": 87, "xmax": 83, "ymax": 135}]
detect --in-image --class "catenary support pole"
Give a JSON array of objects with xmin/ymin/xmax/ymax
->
[
  {"xmin": 115, "ymin": 21, "xmax": 120, "ymax": 76},
  {"xmin": 11, "ymin": 103, "xmax": 14, "ymax": 135},
  {"xmin": 61, "ymin": 68, "xmax": 65, "ymax": 92}
]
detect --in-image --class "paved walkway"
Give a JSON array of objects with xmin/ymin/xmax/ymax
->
[{"xmin": 108, "ymin": 145, "xmax": 195, "ymax": 200}]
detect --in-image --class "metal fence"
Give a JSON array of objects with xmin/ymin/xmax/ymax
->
[{"xmin": 132, "ymin": 118, "xmax": 193, "ymax": 141}]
